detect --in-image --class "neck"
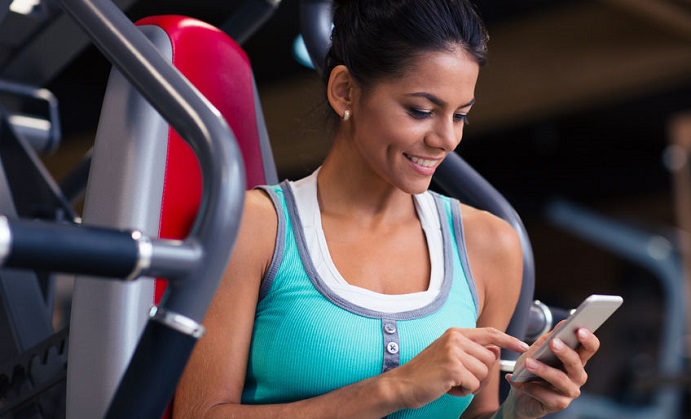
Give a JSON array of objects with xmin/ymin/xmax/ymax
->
[{"xmin": 317, "ymin": 139, "xmax": 417, "ymax": 226}]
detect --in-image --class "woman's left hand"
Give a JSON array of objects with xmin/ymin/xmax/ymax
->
[{"xmin": 504, "ymin": 327, "xmax": 600, "ymax": 418}]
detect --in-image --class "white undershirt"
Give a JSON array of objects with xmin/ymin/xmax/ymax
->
[{"xmin": 289, "ymin": 169, "xmax": 444, "ymax": 313}]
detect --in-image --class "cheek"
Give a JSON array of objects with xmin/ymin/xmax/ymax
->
[
  {"xmin": 353, "ymin": 99, "xmax": 425, "ymax": 153},
  {"xmin": 364, "ymin": 117, "xmax": 423, "ymax": 148}
]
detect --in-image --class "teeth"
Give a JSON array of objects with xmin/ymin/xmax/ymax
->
[{"xmin": 406, "ymin": 154, "xmax": 436, "ymax": 168}]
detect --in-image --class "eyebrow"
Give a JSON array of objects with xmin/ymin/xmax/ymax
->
[{"xmin": 406, "ymin": 92, "xmax": 475, "ymax": 109}]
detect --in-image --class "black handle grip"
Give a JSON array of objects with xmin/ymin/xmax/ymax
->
[
  {"xmin": 105, "ymin": 317, "xmax": 198, "ymax": 419},
  {"xmin": 5, "ymin": 218, "xmax": 138, "ymax": 278}
]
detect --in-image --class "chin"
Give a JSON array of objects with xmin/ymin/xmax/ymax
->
[{"xmin": 399, "ymin": 177, "xmax": 433, "ymax": 195}]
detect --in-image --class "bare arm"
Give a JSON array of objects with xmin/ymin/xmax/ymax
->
[
  {"xmin": 458, "ymin": 205, "xmax": 524, "ymax": 419},
  {"xmin": 458, "ymin": 205, "xmax": 601, "ymax": 419}
]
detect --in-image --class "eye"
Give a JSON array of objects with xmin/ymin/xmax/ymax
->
[
  {"xmin": 454, "ymin": 113, "xmax": 469, "ymax": 124},
  {"xmin": 408, "ymin": 107, "xmax": 432, "ymax": 119}
]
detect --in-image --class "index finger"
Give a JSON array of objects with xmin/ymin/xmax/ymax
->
[
  {"xmin": 463, "ymin": 327, "xmax": 530, "ymax": 354},
  {"xmin": 575, "ymin": 328, "xmax": 600, "ymax": 364}
]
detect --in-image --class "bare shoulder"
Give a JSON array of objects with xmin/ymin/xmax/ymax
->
[
  {"xmin": 210, "ymin": 187, "xmax": 279, "ymax": 305},
  {"xmin": 243, "ymin": 188, "xmax": 278, "ymax": 228},
  {"xmin": 228, "ymin": 188, "xmax": 279, "ymax": 280},
  {"xmin": 459, "ymin": 203, "xmax": 521, "ymax": 262},
  {"xmin": 459, "ymin": 203, "xmax": 523, "ymax": 326}
]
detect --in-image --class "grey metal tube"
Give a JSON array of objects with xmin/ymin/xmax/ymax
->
[
  {"xmin": 0, "ymin": 79, "xmax": 61, "ymax": 154},
  {"xmin": 57, "ymin": 0, "xmax": 246, "ymax": 323},
  {"xmin": 221, "ymin": 0, "xmax": 282, "ymax": 45},
  {"xmin": 54, "ymin": 1, "xmax": 245, "ymax": 417},
  {"xmin": 299, "ymin": 0, "xmax": 332, "ymax": 74},
  {"xmin": 147, "ymin": 239, "xmax": 204, "ymax": 280},
  {"xmin": 435, "ymin": 153, "xmax": 536, "ymax": 350}
]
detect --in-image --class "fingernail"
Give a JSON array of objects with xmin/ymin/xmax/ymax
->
[
  {"xmin": 552, "ymin": 338, "xmax": 564, "ymax": 351},
  {"xmin": 578, "ymin": 329, "xmax": 589, "ymax": 339},
  {"xmin": 526, "ymin": 358, "xmax": 539, "ymax": 370},
  {"xmin": 520, "ymin": 341, "xmax": 530, "ymax": 351}
]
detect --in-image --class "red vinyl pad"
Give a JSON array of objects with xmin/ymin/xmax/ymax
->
[
  {"xmin": 134, "ymin": 15, "xmax": 273, "ymax": 419},
  {"xmin": 135, "ymin": 16, "xmax": 269, "ymax": 304}
]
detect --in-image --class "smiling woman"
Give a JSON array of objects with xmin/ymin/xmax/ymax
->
[
  {"xmin": 173, "ymin": 1, "xmax": 602, "ymax": 418},
  {"xmin": 323, "ymin": 46, "xmax": 479, "ymax": 195}
]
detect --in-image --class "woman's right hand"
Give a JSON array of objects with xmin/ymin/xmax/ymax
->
[{"xmin": 383, "ymin": 327, "xmax": 529, "ymax": 410}]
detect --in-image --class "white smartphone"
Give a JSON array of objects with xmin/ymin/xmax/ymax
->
[{"xmin": 511, "ymin": 294, "xmax": 623, "ymax": 383}]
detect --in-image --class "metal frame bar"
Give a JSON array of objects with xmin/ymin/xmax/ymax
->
[
  {"xmin": 221, "ymin": 0, "xmax": 282, "ymax": 45},
  {"xmin": 0, "ymin": 0, "xmax": 247, "ymax": 417}
]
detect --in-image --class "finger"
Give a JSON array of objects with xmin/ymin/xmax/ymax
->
[
  {"xmin": 523, "ymin": 333, "xmax": 550, "ymax": 359},
  {"xmin": 440, "ymin": 333, "xmax": 502, "ymax": 394},
  {"xmin": 575, "ymin": 328, "xmax": 600, "ymax": 364},
  {"xmin": 441, "ymin": 329, "xmax": 501, "ymax": 367},
  {"xmin": 461, "ymin": 327, "xmax": 530, "ymax": 354},
  {"xmin": 486, "ymin": 345, "xmax": 501, "ymax": 362},
  {"xmin": 448, "ymin": 385, "xmax": 473, "ymax": 398},
  {"xmin": 550, "ymin": 338, "xmax": 588, "ymax": 387},
  {"xmin": 444, "ymin": 339, "xmax": 496, "ymax": 382},
  {"xmin": 521, "ymin": 356, "xmax": 582, "ymax": 400},
  {"xmin": 507, "ymin": 375, "xmax": 574, "ymax": 413},
  {"xmin": 461, "ymin": 349, "xmax": 494, "ymax": 381},
  {"xmin": 448, "ymin": 369, "xmax": 481, "ymax": 397}
]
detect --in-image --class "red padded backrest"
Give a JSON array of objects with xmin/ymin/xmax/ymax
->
[
  {"xmin": 134, "ymin": 15, "xmax": 274, "ymax": 419},
  {"xmin": 134, "ymin": 15, "xmax": 272, "ymax": 304}
]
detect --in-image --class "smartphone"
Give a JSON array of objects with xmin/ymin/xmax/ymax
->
[{"xmin": 511, "ymin": 294, "xmax": 623, "ymax": 383}]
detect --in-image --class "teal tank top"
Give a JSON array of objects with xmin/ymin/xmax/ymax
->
[{"xmin": 242, "ymin": 181, "xmax": 480, "ymax": 418}]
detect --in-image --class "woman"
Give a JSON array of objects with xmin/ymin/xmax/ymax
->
[{"xmin": 174, "ymin": 1, "xmax": 599, "ymax": 417}]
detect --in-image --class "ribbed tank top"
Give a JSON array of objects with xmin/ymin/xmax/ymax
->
[{"xmin": 242, "ymin": 177, "xmax": 480, "ymax": 418}]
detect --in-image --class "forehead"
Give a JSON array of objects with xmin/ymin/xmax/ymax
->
[{"xmin": 367, "ymin": 47, "xmax": 480, "ymax": 106}]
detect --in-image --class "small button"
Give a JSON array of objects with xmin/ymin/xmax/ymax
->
[
  {"xmin": 384, "ymin": 323, "xmax": 397, "ymax": 334},
  {"xmin": 386, "ymin": 342, "xmax": 399, "ymax": 354}
]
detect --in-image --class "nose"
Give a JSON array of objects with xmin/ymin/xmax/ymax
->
[{"xmin": 426, "ymin": 117, "xmax": 463, "ymax": 151}]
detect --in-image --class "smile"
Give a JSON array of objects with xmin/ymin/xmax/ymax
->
[{"xmin": 404, "ymin": 153, "xmax": 439, "ymax": 168}]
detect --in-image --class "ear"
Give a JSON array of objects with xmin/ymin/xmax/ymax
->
[{"xmin": 326, "ymin": 65, "xmax": 355, "ymax": 119}]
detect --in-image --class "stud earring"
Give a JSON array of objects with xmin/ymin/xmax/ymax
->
[{"xmin": 343, "ymin": 109, "xmax": 351, "ymax": 121}]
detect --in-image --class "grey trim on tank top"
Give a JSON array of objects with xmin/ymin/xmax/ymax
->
[
  {"xmin": 448, "ymin": 198, "xmax": 481, "ymax": 317},
  {"xmin": 280, "ymin": 180, "xmax": 454, "ymax": 321},
  {"xmin": 255, "ymin": 185, "xmax": 287, "ymax": 301}
]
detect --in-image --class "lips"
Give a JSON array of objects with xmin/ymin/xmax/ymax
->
[{"xmin": 404, "ymin": 153, "xmax": 440, "ymax": 168}]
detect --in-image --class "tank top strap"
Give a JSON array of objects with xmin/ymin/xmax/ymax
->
[
  {"xmin": 429, "ymin": 192, "xmax": 480, "ymax": 317},
  {"xmin": 254, "ymin": 183, "xmax": 290, "ymax": 301}
]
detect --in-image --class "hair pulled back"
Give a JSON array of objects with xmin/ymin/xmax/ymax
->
[{"xmin": 324, "ymin": 0, "xmax": 489, "ymax": 90}]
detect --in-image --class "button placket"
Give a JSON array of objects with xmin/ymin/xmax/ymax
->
[{"xmin": 381, "ymin": 319, "xmax": 400, "ymax": 373}]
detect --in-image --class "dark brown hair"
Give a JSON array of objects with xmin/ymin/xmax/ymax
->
[{"xmin": 323, "ymin": 0, "xmax": 489, "ymax": 91}]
